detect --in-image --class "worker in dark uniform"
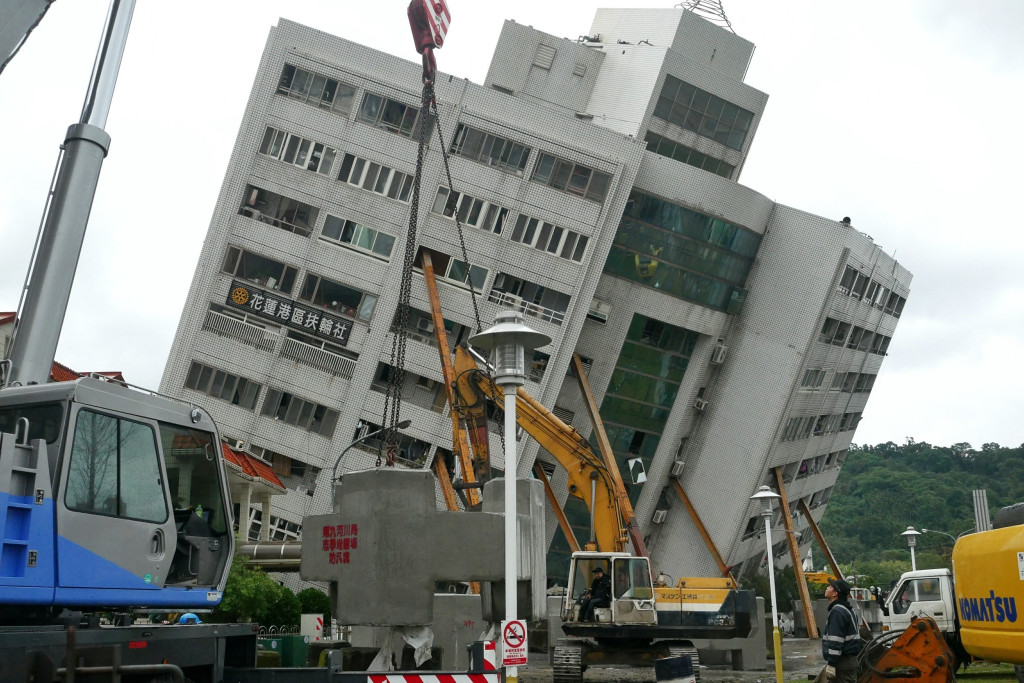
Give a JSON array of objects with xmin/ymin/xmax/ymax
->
[
  {"xmin": 821, "ymin": 578, "xmax": 862, "ymax": 683},
  {"xmin": 579, "ymin": 566, "xmax": 611, "ymax": 622}
]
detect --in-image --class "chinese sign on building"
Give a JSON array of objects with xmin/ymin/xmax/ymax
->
[{"xmin": 227, "ymin": 280, "xmax": 351, "ymax": 345}]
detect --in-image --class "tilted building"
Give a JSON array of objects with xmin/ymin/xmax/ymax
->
[{"xmin": 160, "ymin": 7, "xmax": 910, "ymax": 584}]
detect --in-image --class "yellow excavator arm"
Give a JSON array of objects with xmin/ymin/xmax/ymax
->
[{"xmin": 453, "ymin": 345, "xmax": 639, "ymax": 554}]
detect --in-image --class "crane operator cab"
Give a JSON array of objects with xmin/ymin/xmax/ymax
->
[
  {"xmin": 563, "ymin": 551, "xmax": 657, "ymax": 626},
  {"xmin": 0, "ymin": 377, "xmax": 234, "ymax": 614}
]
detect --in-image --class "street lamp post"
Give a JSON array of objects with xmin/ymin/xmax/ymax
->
[
  {"xmin": 330, "ymin": 419, "xmax": 412, "ymax": 505},
  {"xmin": 901, "ymin": 526, "xmax": 921, "ymax": 571},
  {"xmin": 751, "ymin": 485, "xmax": 784, "ymax": 683},
  {"xmin": 470, "ymin": 311, "xmax": 549, "ymax": 683}
]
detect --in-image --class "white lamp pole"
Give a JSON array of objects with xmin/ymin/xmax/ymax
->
[
  {"xmin": 902, "ymin": 526, "xmax": 921, "ymax": 572},
  {"xmin": 469, "ymin": 311, "xmax": 550, "ymax": 683},
  {"xmin": 751, "ymin": 485, "xmax": 783, "ymax": 683}
]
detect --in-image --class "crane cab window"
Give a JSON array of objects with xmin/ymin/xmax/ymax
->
[
  {"xmin": 65, "ymin": 410, "xmax": 167, "ymax": 523},
  {"xmin": 160, "ymin": 423, "xmax": 228, "ymax": 536},
  {"xmin": 0, "ymin": 403, "xmax": 64, "ymax": 444}
]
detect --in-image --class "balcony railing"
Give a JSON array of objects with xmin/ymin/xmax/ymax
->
[
  {"xmin": 488, "ymin": 290, "xmax": 565, "ymax": 325},
  {"xmin": 203, "ymin": 309, "xmax": 279, "ymax": 352},
  {"xmin": 280, "ymin": 336, "xmax": 356, "ymax": 378}
]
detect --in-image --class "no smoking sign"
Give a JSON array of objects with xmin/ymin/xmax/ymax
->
[{"xmin": 501, "ymin": 619, "xmax": 528, "ymax": 667}]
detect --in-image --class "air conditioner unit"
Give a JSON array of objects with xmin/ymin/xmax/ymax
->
[
  {"xmin": 296, "ymin": 485, "xmax": 309, "ymax": 495},
  {"xmin": 710, "ymin": 342, "xmax": 728, "ymax": 365},
  {"xmin": 417, "ymin": 318, "xmax": 434, "ymax": 334},
  {"xmin": 670, "ymin": 460, "xmax": 685, "ymax": 477},
  {"xmin": 693, "ymin": 398, "xmax": 709, "ymax": 412},
  {"xmin": 500, "ymin": 293, "xmax": 523, "ymax": 309},
  {"xmin": 652, "ymin": 509, "xmax": 668, "ymax": 524},
  {"xmin": 587, "ymin": 298, "xmax": 613, "ymax": 323},
  {"xmin": 231, "ymin": 439, "xmax": 246, "ymax": 451}
]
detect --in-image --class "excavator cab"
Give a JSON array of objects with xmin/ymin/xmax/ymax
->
[
  {"xmin": 563, "ymin": 551, "xmax": 657, "ymax": 626},
  {"xmin": 0, "ymin": 377, "xmax": 234, "ymax": 612}
]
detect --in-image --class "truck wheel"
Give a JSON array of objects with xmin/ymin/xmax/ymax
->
[
  {"xmin": 666, "ymin": 644, "xmax": 702, "ymax": 683},
  {"xmin": 553, "ymin": 642, "xmax": 584, "ymax": 683}
]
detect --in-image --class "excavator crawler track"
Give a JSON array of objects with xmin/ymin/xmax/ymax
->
[
  {"xmin": 666, "ymin": 644, "xmax": 702, "ymax": 683},
  {"xmin": 553, "ymin": 641, "xmax": 585, "ymax": 683}
]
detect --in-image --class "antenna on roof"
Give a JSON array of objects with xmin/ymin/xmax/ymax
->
[{"xmin": 676, "ymin": 0, "xmax": 735, "ymax": 33}]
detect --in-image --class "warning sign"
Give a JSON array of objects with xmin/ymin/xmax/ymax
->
[{"xmin": 501, "ymin": 619, "xmax": 528, "ymax": 667}]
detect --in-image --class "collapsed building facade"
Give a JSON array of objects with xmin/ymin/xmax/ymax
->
[{"xmin": 160, "ymin": 7, "xmax": 910, "ymax": 584}]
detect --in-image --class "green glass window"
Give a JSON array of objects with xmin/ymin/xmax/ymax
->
[{"xmin": 654, "ymin": 74, "xmax": 754, "ymax": 151}]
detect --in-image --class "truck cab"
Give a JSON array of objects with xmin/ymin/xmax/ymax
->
[{"xmin": 879, "ymin": 568, "xmax": 956, "ymax": 636}]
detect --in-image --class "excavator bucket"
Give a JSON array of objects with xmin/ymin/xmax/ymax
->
[{"xmin": 858, "ymin": 617, "xmax": 954, "ymax": 683}]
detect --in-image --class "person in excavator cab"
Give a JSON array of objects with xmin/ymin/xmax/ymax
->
[{"xmin": 578, "ymin": 566, "xmax": 611, "ymax": 622}]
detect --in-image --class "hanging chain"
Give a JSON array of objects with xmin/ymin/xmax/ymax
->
[
  {"xmin": 431, "ymin": 99, "xmax": 508, "ymax": 459},
  {"xmin": 380, "ymin": 82, "xmax": 434, "ymax": 466},
  {"xmin": 434, "ymin": 115, "xmax": 483, "ymax": 334}
]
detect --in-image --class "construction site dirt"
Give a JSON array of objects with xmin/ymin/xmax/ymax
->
[{"xmin": 518, "ymin": 638, "xmax": 825, "ymax": 683}]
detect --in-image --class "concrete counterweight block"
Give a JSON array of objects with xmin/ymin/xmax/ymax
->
[{"xmin": 300, "ymin": 469, "xmax": 546, "ymax": 627}]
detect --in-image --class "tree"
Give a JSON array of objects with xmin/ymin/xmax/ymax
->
[
  {"xmin": 211, "ymin": 555, "xmax": 299, "ymax": 626},
  {"xmin": 298, "ymin": 587, "xmax": 331, "ymax": 620}
]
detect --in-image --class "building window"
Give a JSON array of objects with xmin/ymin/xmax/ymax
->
[
  {"xmin": 449, "ymin": 124, "xmax": 531, "ymax": 175},
  {"xmin": 490, "ymin": 273, "xmax": 570, "ymax": 324},
  {"xmin": 357, "ymin": 92, "xmax": 432, "ymax": 140},
  {"xmin": 65, "ymin": 410, "xmax": 166, "ymax": 522},
  {"xmin": 321, "ymin": 215, "xmax": 395, "ymax": 259},
  {"xmin": 277, "ymin": 64, "xmax": 356, "ymax": 115},
  {"xmin": 653, "ymin": 74, "xmax": 754, "ymax": 151},
  {"xmin": 800, "ymin": 369, "xmax": 826, "ymax": 390},
  {"xmin": 441, "ymin": 257, "xmax": 488, "ymax": 289},
  {"xmin": 184, "ymin": 361, "xmax": 261, "ymax": 410},
  {"xmin": 222, "ymin": 246, "xmax": 298, "ymax": 294},
  {"xmin": 259, "ymin": 127, "xmax": 337, "ymax": 176},
  {"xmin": 604, "ymin": 191, "xmax": 760, "ymax": 312},
  {"xmin": 337, "ymin": 153, "xmax": 413, "ymax": 202},
  {"xmin": 240, "ymin": 186, "xmax": 319, "ymax": 238},
  {"xmin": 531, "ymin": 152, "xmax": 611, "ymax": 203},
  {"xmin": 299, "ymin": 273, "xmax": 378, "ymax": 322},
  {"xmin": 510, "ymin": 214, "xmax": 589, "ymax": 262},
  {"xmin": 644, "ymin": 132, "xmax": 734, "ymax": 179},
  {"xmin": 261, "ymin": 388, "xmax": 339, "ymax": 437},
  {"xmin": 431, "ymin": 187, "xmax": 510, "ymax": 234}
]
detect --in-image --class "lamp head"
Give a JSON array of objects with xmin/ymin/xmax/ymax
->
[
  {"xmin": 468, "ymin": 311, "xmax": 551, "ymax": 387},
  {"xmin": 750, "ymin": 485, "xmax": 780, "ymax": 517},
  {"xmin": 901, "ymin": 526, "xmax": 921, "ymax": 547}
]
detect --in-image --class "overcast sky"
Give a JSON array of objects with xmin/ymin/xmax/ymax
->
[{"xmin": 1, "ymin": 1, "xmax": 1022, "ymax": 450}]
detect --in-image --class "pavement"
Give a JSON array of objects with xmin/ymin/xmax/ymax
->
[{"xmin": 518, "ymin": 638, "xmax": 825, "ymax": 683}]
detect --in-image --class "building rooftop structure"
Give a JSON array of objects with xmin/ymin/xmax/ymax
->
[{"xmin": 159, "ymin": 7, "xmax": 910, "ymax": 582}]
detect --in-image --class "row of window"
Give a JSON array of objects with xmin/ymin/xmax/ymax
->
[
  {"xmin": 820, "ymin": 317, "xmax": 892, "ymax": 355},
  {"xmin": 838, "ymin": 265, "xmax": 907, "ymax": 317},
  {"xmin": 794, "ymin": 450, "xmax": 847, "ymax": 480},
  {"xmin": 653, "ymin": 74, "xmax": 754, "ymax": 151},
  {"xmin": 279, "ymin": 63, "xmax": 429, "ymax": 143},
  {"xmin": 449, "ymin": 123, "xmax": 612, "ymax": 203},
  {"xmin": 259, "ymin": 127, "xmax": 337, "ymax": 176},
  {"xmin": 431, "ymin": 187, "xmax": 590, "ymax": 263},
  {"xmin": 277, "ymin": 67, "xmax": 613, "ymax": 205},
  {"xmin": 184, "ymin": 360, "xmax": 339, "ymax": 437},
  {"xmin": 800, "ymin": 368, "xmax": 877, "ymax": 393},
  {"xmin": 321, "ymin": 215, "xmax": 395, "ymax": 259},
  {"xmin": 780, "ymin": 411, "xmax": 862, "ymax": 442},
  {"xmin": 337, "ymin": 152, "xmax": 415, "ymax": 202},
  {"xmin": 222, "ymin": 246, "xmax": 378, "ymax": 321},
  {"xmin": 644, "ymin": 131, "xmax": 734, "ymax": 179}
]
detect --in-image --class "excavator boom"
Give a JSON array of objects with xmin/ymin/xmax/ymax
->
[{"xmin": 454, "ymin": 345, "xmax": 637, "ymax": 555}]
